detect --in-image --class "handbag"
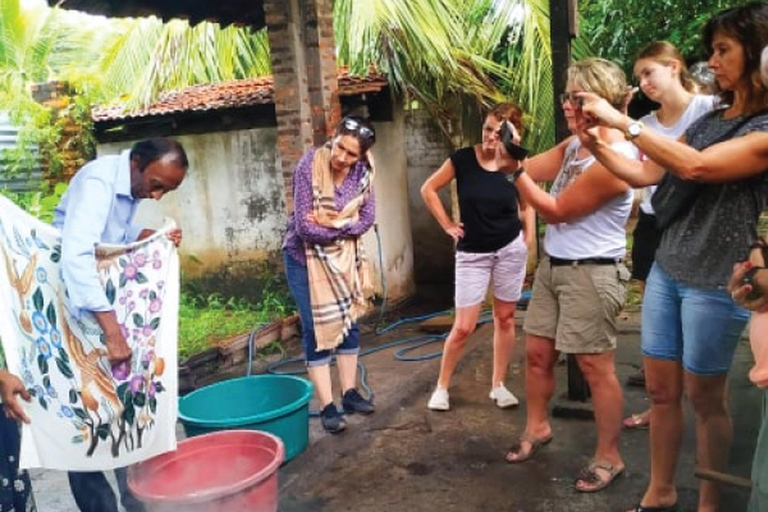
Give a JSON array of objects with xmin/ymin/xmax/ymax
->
[{"xmin": 651, "ymin": 110, "xmax": 765, "ymax": 230}]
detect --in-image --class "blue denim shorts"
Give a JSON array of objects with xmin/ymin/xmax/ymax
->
[
  {"xmin": 641, "ymin": 263, "xmax": 749, "ymax": 375},
  {"xmin": 283, "ymin": 250, "xmax": 360, "ymax": 367}
]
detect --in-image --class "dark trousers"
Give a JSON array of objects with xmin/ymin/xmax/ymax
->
[{"xmin": 68, "ymin": 468, "xmax": 145, "ymax": 512}]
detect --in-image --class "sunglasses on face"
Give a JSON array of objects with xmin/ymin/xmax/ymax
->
[
  {"xmin": 341, "ymin": 118, "xmax": 376, "ymax": 143},
  {"xmin": 559, "ymin": 92, "xmax": 583, "ymax": 107}
]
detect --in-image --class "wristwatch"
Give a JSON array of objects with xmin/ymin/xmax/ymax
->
[
  {"xmin": 505, "ymin": 168, "xmax": 525, "ymax": 183},
  {"xmin": 624, "ymin": 120, "xmax": 644, "ymax": 140}
]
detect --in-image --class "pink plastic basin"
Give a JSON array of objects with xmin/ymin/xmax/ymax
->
[{"xmin": 128, "ymin": 430, "xmax": 285, "ymax": 512}]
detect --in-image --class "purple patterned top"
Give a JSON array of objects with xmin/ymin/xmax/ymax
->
[{"xmin": 283, "ymin": 147, "xmax": 376, "ymax": 265}]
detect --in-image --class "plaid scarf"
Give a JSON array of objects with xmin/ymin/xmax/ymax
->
[{"xmin": 305, "ymin": 146, "xmax": 374, "ymax": 351}]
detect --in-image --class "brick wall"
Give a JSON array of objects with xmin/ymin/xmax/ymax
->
[
  {"xmin": 264, "ymin": 0, "xmax": 340, "ymax": 213},
  {"xmin": 30, "ymin": 81, "xmax": 92, "ymax": 183},
  {"xmin": 405, "ymin": 107, "xmax": 455, "ymax": 286}
]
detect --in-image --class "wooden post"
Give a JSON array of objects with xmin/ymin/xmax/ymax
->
[{"xmin": 549, "ymin": 0, "xmax": 590, "ymax": 404}]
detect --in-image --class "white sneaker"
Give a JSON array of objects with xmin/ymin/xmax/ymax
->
[
  {"xmin": 427, "ymin": 387, "xmax": 450, "ymax": 411},
  {"xmin": 489, "ymin": 384, "xmax": 519, "ymax": 408}
]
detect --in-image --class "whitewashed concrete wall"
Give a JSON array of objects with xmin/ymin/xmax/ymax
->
[
  {"xmin": 99, "ymin": 129, "xmax": 286, "ymax": 275},
  {"xmin": 96, "ymin": 119, "xmax": 415, "ymax": 302}
]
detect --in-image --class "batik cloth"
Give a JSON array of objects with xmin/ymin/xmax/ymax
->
[{"xmin": 0, "ymin": 196, "xmax": 178, "ymax": 471}]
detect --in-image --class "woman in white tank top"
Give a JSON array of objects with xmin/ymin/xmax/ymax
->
[{"xmin": 497, "ymin": 58, "xmax": 635, "ymax": 494}]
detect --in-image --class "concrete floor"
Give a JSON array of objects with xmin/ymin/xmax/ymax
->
[
  {"xmin": 277, "ymin": 313, "xmax": 759, "ymax": 512},
  {"xmin": 30, "ymin": 310, "xmax": 759, "ymax": 511}
]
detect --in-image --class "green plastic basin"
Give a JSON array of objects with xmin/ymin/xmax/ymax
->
[{"xmin": 178, "ymin": 375, "xmax": 314, "ymax": 462}]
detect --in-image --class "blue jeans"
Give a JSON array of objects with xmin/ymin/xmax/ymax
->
[
  {"xmin": 641, "ymin": 263, "xmax": 749, "ymax": 375},
  {"xmin": 68, "ymin": 468, "xmax": 145, "ymax": 512},
  {"xmin": 283, "ymin": 250, "xmax": 360, "ymax": 366}
]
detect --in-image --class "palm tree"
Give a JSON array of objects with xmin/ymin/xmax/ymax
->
[
  {"xmin": 83, "ymin": 18, "xmax": 271, "ymax": 109},
  {"xmin": 334, "ymin": 0, "xmax": 590, "ymax": 151}
]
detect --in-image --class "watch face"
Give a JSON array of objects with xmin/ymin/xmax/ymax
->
[{"xmin": 629, "ymin": 123, "xmax": 641, "ymax": 136}]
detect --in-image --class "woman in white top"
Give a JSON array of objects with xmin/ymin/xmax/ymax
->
[
  {"xmin": 624, "ymin": 41, "xmax": 718, "ymax": 430},
  {"xmin": 496, "ymin": 58, "xmax": 635, "ymax": 493}
]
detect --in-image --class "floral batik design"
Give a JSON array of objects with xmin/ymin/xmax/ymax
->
[{"xmin": 0, "ymin": 196, "xmax": 178, "ymax": 471}]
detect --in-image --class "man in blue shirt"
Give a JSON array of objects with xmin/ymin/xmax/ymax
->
[{"xmin": 52, "ymin": 137, "xmax": 187, "ymax": 512}]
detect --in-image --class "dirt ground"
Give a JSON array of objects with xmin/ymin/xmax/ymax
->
[{"xmin": 277, "ymin": 311, "xmax": 758, "ymax": 512}]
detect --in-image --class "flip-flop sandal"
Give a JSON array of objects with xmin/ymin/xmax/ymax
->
[
  {"xmin": 574, "ymin": 459, "xmax": 625, "ymax": 493},
  {"xmin": 622, "ymin": 412, "xmax": 650, "ymax": 430},
  {"xmin": 628, "ymin": 504, "xmax": 680, "ymax": 512},
  {"xmin": 504, "ymin": 432, "xmax": 553, "ymax": 464}
]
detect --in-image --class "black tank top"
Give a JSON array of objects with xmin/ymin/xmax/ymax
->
[{"xmin": 451, "ymin": 147, "xmax": 522, "ymax": 253}]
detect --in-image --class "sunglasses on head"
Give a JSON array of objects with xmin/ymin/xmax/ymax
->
[{"xmin": 341, "ymin": 118, "xmax": 376, "ymax": 143}]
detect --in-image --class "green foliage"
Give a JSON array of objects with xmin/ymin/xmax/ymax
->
[
  {"xmin": 177, "ymin": 290, "xmax": 295, "ymax": 361},
  {"xmin": 578, "ymin": 0, "xmax": 755, "ymax": 77},
  {"xmin": 0, "ymin": 83, "xmax": 97, "ymax": 181},
  {"xmin": 2, "ymin": 181, "xmax": 67, "ymax": 223}
]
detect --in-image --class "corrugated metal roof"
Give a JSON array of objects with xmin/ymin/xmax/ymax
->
[
  {"xmin": 92, "ymin": 71, "xmax": 390, "ymax": 123},
  {"xmin": 0, "ymin": 114, "xmax": 42, "ymax": 193}
]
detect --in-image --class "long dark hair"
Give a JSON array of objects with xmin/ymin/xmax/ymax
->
[{"xmin": 703, "ymin": 2, "xmax": 768, "ymax": 114}]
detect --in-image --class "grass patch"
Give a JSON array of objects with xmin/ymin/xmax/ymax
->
[{"xmin": 178, "ymin": 291, "xmax": 294, "ymax": 361}]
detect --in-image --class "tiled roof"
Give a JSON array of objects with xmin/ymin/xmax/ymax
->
[
  {"xmin": 50, "ymin": 0, "xmax": 265, "ymax": 29},
  {"xmin": 92, "ymin": 71, "xmax": 389, "ymax": 123}
]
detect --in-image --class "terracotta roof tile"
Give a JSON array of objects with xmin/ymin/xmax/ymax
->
[{"xmin": 92, "ymin": 71, "xmax": 389, "ymax": 123}]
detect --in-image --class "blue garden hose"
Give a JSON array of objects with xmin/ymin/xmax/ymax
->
[{"xmin": 252, "ymin": 223, "xmax": 495, "ymax": 417}]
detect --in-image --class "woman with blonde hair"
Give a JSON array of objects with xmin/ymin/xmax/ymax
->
[{"xmin": 496, "ymin": 58, "xmax": 635, "ymax": 493}]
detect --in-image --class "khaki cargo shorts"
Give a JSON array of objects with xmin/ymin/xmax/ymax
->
[{"xmin": 523, "ymin": 256, "xmax": 630, "ymax": 354}]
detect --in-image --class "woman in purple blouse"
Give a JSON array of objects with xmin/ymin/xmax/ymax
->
[{"xmin": 282, "ymin": 116, "xmax": 377, "ymax": 434}]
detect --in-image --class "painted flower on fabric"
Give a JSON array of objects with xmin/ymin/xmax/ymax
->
[
  {"xmin": 142, "ymin": 325, "xmax": 153, "ymax": 338},
  {"xmin": 112, "ymin": 361, "xmax": 130, "ymax": 381},
  {"xmin": 152, "ymin": 259, "xmax": 162, "ymax": 270},
  {"xmin": 36, "ymin": 338, "xmax": 51, "ymax": 359},
  {"xmin": 22, "ymin": 370, "xmax": 33, "ymax": 386},
  {"xmin": 46, "ymin": 386, "xmax": 58, "ymax": 399},
  {"xmin": 35, "ymin": 267, "xmax": 47, "ymax": 283},
  {"xmin": 123, "ymin": 264, "xmax": 138, "ymax": 281},
  {"xmin": 149, "ymin": 298, "xmax": 162, "ymax": 314},
  {"xmin": 134, "ymin": 253, "xmax": 147, "ymax": 267},
  {"xmin": 141, "ymin": 350, "xmax": 156, "ymax": 366},
  {"xmin": 147, "ymin": 381, "xmax": 157, "ymax": 399},
  {"xmin": 60, "ymin": 406, "xmax": 74, "ymax": 418},
  {"xmin": 49, "ymin": 327, "xmax": 62, "ymax": 349},
  {"xmin": 14, "ymin": 478, "xmax": 26, "ymax": 492},
  {"xmin": 32, "ymin": 312, "xmax": 48, "ymax": 334},
  {"xmin": 129, "ymin": 375, "xmax": 145, "ymax": 394},
  {"xmin": 139, "ymin": 289, "xmax": 149, "ymax": 299}
]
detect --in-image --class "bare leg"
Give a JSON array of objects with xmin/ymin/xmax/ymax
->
[
  {"xmin": 505, "ymin": 334, "xmax": 558, "ymax": 461},
  {"xmin": 435, "ymin": 304, "xmax": 484, "ymax": 389},
  {"xmin": 686, "ymin": 372, "xmax": 731, "ymax": 512},
  {"xmin": 635, "ymin": 358, "xmax": 683, "ymax": 510},
  {"xmin": 307, "ymin": 364, "xmax": 334, "ymax": 407},
  {"xmin": 336, "ymin": 353, "xmax": 359, "ymax": 395},
  {"xmin": 574, "ymin": 351, "xmax": 624, "ymax": 488},
  {"xmin": 491, "ymin": 298, "xmax": 517, "ymax": 387}
]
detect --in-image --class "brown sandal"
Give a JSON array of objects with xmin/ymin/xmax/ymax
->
[
  {"xmin": 574, "ymin": 459, "xmax": 625, "ymax": 492},
  {"xmin": 504, "ymin": 432, "xmax": 553, "ymax": 464}
]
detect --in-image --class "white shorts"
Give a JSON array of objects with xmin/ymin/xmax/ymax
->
[{"xmin": 454, "ymin": 234, "xmax": 528, "ymax": 308}]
